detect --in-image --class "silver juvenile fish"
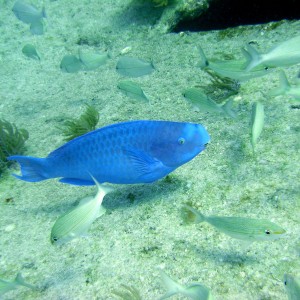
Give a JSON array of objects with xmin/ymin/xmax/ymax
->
[
  {"xmin": 116, "ymin": 56, "xmax": 155, "ymax": 77},
  {"xmin": 22, "ymin": 44, "xmax": 40, "ymax": 60},
  {"xmin": 182, "ymin": 205, "xmax": 285, "ymax": 241},
  {"xmin": 244, "ymin": 35, "xmax": 300, "ymax": 71},
  {"xmin": 183, "ymin": 87, "xmax": 236, "ymax": 118},
  {"xmin": 270, "ymin": 70, "xmax": 300, "ymax": 102},
  {"xmin": 0, "ymin": 273, "xmax": 34, "ymax": 296},
  {"xmin": 159, "ymin": 270, "xmax": 212, "ymax": 300},
  {"xmin": 60, "ymin": 55, "xmax": 83, "ymax": 73},
  {"xmin": 79, "ymin": 50, "xmax": 109, "ymax": 71},
  {"xmin": 51, "ymin": 177, "xmax": 113, "ymax": 245},
  {"xmin": 198, "ymin": 46, "xmax": 272, "ymax": 82},
  {"xmin": 251, "ymin": 101, "xmax": 264, "ymax": 152},
  {"xmin": 30, "ymin": 20, "xmax": 43, "ymax": 35},
  {"xmin": 117, "ymin": 80, "xmax": 148, "ymax": 102},
  {"xmin": 12, "ymin": 0, "xmax": 46, "ymax": 25},
  {"xmin": 284, "ymin": 274, "xmax": 300, "ymax": 300}
]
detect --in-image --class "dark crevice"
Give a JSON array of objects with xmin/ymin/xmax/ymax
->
[{"xmin": 174, "ymin": 0, "xmax": 300, "ymax": 32}]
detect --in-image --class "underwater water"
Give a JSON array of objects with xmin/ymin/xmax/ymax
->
[{"xmin": 0, "ymin": 0, "xmax": 299, "ymax": 299}]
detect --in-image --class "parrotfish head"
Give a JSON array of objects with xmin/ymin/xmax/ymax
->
[{"xmin": 150, "ymin": 122, "xmax": 210, "ymax": 168}]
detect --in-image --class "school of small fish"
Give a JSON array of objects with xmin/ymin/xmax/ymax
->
[{"xmin": 2, "ymin": 0, "xmax": 299, "ymax": 299}]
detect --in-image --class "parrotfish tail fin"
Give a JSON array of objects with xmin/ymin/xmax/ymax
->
[
  {"xmin": 269, "ymin": 70, "xmax": 290, "ymax": 97},
  {"xmin": 15, "ymin": 273, "xmax": 35, "ymax": 290},
  {"xmin": 243, "ymin": 44, "xmax": 261, "ymax": 71},
  {"xmin": 7, "ymin": 155, "xmax": 49, "ymax": 182},
  {"xmin": 222, "ymin": 99, "xmax": 236, "ymax": 118},
  {"xmin": 197, "ymin": 46, "xmax": 209, "ymax": 69},
  {"xmin": 159, "ymin": 270, "xmax": 184, "ymax": 300},
  {"xmin": 181, "ymin": 205, "xmax": 205, "ymax": 224}
]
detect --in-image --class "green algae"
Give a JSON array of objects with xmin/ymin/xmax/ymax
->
[
  {"xmin": 60, "ymin": 105, "xmax": 99, "ymax": 141},
  {"xmin": 0, "ymin": 119, "xmax": 29, "ymax": 174},
  {"xmin": 112, "ymin": 284, "xmax": 142, "ymax": 300}
]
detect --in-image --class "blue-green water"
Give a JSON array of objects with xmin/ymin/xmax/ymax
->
[{"xmin": 0, "ymin": 1, "xmax": 299, "ymax": 299}]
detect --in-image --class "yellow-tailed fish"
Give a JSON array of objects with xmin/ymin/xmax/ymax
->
[
  {"xmin": 182, "ymin": 205, "xmax": 285, "ymax": 241},
  {"xmin": 50, "ymin": 177, "xmax": 113, "ymax": 245},
  {"xmin": 284, "ymin": 274, "xmax": 300, "ymax": 300},
  {"xmin": 270, "ymin": 70, "xmax": 300, "ymax": 102},
  {"xmin": 198, "ymin": 46, "xmax": 272, "ymax": 82},
  {"xmin": 0, "ymin": 273, "xmax": 35, "ymax": 296},
  {"xmin": 159, "ymin": 270, "xmax": 212, "ymax": 300},
  {"xmin": 250, "ymin": 101, "xmax": 264, "ymax": 152},
  {"xmin": 243, "ymin": 35, "xmax": 300, "ymax": 71},
  {"xmin": 183, "ymin": 87, "xmax": 236, "ymax": 118}
]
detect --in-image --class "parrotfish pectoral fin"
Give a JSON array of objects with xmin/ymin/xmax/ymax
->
[
  {"xmin": 123, "ymin": 147, "xmax": 170, "ymax": 183},
  {"xmin": 7, "ymin": 155, "xmax": 48, "ymax": 182},
  {"xmin": 59, "ymin": 178, "xmax": 95, "ymax": 186}
]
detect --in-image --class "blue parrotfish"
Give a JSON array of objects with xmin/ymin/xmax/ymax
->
[{"xmin": 8, "ymin": 120, "xmax": 210, "ymax": 186}]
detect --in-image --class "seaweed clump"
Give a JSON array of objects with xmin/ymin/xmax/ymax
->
[
  {"xmin": 0, "ymin": 119, "xmax": 29, "ymax": 174},
  {"xmin": 151, "ymin": 0, "xmax": 168, "ymax": 6},
  {"xmin": 60, "ymin": 105, "xmax": 99, "ymax": 141},
  {"xmin": 111, "ymin": 284, "xmax": 142, "ymax": 300},
  {"xmin": 199, "ymin": 70, "xmax": 240, "ymax": 103}
]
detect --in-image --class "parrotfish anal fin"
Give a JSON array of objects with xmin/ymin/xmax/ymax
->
[
  {"xmin": 59, "ymin": 178, "xmax": 95, "ymax": 186},
  {"xmin": 123, "ymin": 147, "xmax": 166, "ymax": 182}
]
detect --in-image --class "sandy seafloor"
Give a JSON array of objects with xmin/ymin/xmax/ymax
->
[{"xmin": 0, "ymin": 0, "xmax": 299, "ymax": 299}]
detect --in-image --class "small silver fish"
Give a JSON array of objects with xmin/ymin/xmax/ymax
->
[
  {"xmin": 12, "ymin": 0, "xmax": 46, "ymax": 25},
  {"xmin": 78, "ymin": 50, "xmax": 109, "ymax": 71},
  {"xmin": 116, "ymin": 56, "xmax": 155, "ymax": 77},
  {"xmin": 182, "ymin": 205, "xmax": 286, "ymax": 241},
  {"xmin": 284, "ymin": 274, "xmax": 300, "ymax": 300},
  {"xmin": 159, "ymin": 270, "xmax": 212, "ymax": 300},
  {"xmin": 270, "ymin": 70, "xmax": 300, "ymax": 102},
  {"xmin": 51, "ymin": 177, "xmax": 113, "ymax": 245},
  {"xmin": 198, "ymin": 46, "xmax": 272, "ymax": 82},
  {"xmin": 30, "ymin": 20, "xmax": 44, "ymax": 35},
  {"xmin": 0, "ymin": 273, "xmax": 34, "ymax": 296},
  {"xmin": 251, "ymin": 101, "xmax": 264, "ymax": 152},
  {"xmin": 244, "ymin": 35, "xmax": 300, "ymax": 71},
  {"xmin": 22, "ymin": 44, "xmax": 40, "ymax": 60},
  {"xmin": 183, "ymin": 87, "xmax": 236, "ymax": 117},
  {"xmin": 117, "ymin": 80, "xmax": 148, "ymax": 102},
  {"xmin": 60, "ymin": 55, "xmax": 83, "ymax": 73}
]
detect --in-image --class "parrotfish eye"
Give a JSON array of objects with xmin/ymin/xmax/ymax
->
[
  {"xmin": 265, "ymin": 229, "xmax": 271, "ymax": 235},
  {"xmin": 178, "ymin": 137, "xmax": 185, "ymax": 145}
]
